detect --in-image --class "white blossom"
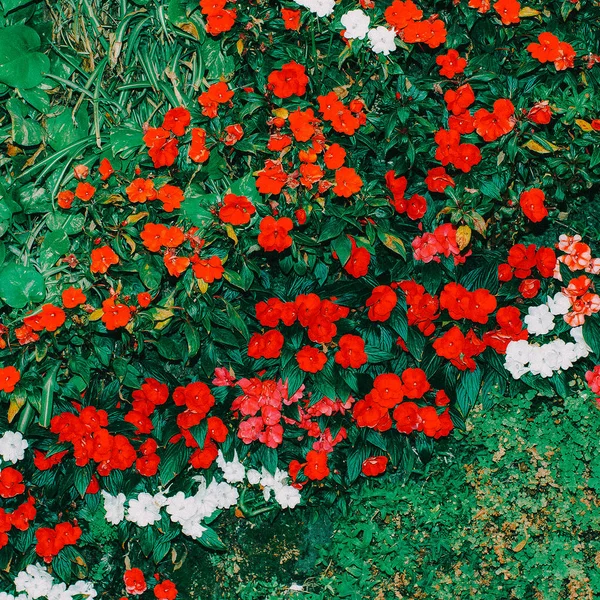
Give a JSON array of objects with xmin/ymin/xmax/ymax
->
[
  {"xmin": 340, "ymin": 10, "xmax": 370, "ymax": 40},
  {"xmin": 13, "ymin": 565, "xmax": 54, "ymax": 599},
  {"xmin": 294, "ymin": 0, "xmax": 335, "ymax": 18},
  {"xmin": 547, "ymin": 292, "xmax": 571, "ymax": 316},
  {"xmin": 524, "ymin": 304, "xmax": 554, "ymax": 336},
  {"xmin": 126, "ymin": 492, "xmax": 166, "ymax": 527},
  {"xmin": 0, "ymin": 431, "xmax": 28, "ymax": 464},
  {"xmin": 216, "ymin": 451, "xmax": 245, "ymax": 484},
  {"xmin": 368, "ymin": 27, "xmax": 396, "ymax": 55},
  {"xmin": 101, "ymin": 491, "xmax": 126, "ymax": 525}
]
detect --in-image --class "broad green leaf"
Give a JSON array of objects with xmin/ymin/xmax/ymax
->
[
  {"xmin": 0, "ymin": 24, "xmax": 50, "ymax": 89},
  {"xmin": 0, "ymin": 262, "xmax": 45, "ymax": 308}
]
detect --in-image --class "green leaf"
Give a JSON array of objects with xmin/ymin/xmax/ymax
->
[
  {"xmin": 40, "ymin": 365, "xmax": 59, "ymax": 428},
  {"xmin": 0, "ymin": 25, "xmax": 50, "ymax": 89},
  {"xmin": 45, "ymin": 106, "xmax": 90, "ymax": 151},
  {"xmin": 73, "ymin": 463, "xmax": 94, "ymax": 497},
  {"xmin": 0, "ymin": 262, "xmax": 45, "ymax": 308},
  {"xmin": 456, "ymin": 368, "xmax": 482, "ymax": 418},
  {"xmin": 198, "ymin": 526, "xmax": 227, "ymax": 552},
  {"xmin": 6, "ymin": 97, "xmax": 44, "ymax": 146}
]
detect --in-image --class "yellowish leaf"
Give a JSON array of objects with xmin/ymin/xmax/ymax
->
[
  {"xmin": 518, "ymin": 7, "xmax": 540, "ymax": 16},
  {"xmin": 512, "ymin": 539, "xmax": 527, "ymax": 552},
  {"xmin": 8, "ymin": 393, "xmax": 26, "ymax": 423},
  {"xmin": 225, "ymin": 223, "xmax": 238, "ymax": 245},
  {"xmin": 522, "ymin": 139, "xmax": 559, "ymax": 154},
  {"xmin": 380, "ymin": 233, "xmax": 405, "ymax": 256},
  {"xmin": 178, "ymin": 22, "xmax": 199, "ymax": 39},
  {"xmin": 149, "ymin": 307, "xmax": 175, "ymax": 331},
  {"xmin": 197, "ymin": 278, "xmax": 209, "ymax": 294},
  {"xmin": 236, "ymin": 39, "xmax": 244, "ymax": 55},
  {"xmin": 121, "ymin": 233, "xmax": 136, "ymax": 255},
  {"xmin": 88, "ymin": 309, "xmax": 104, "ymax": 322},
  {"xmin": 125, "ymin": 211, "xmax": 149, "ymax": 225},
  {"xmin": 456, "ymin": 225, "xmax": 472, "ymax": 251},
  {"xmin": 575, "ymin": 119, "xmax": 594, "ymax": 132},
  {"xmin": 272, "ymin": 108, "xmax": 288, "ymax": 119}
]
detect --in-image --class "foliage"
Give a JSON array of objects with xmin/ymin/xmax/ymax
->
[
  {"xmin": 1, "ymin": 0, "xmax": 600, "ymax": 597},
  {"xmin": 312, "ymin": 390, "xmax": 600, "ymax": 600}
]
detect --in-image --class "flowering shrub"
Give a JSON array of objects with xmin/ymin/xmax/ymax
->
[{"xmin": 1, "ymin": 0, "xmax": 600, "ymax": 596}]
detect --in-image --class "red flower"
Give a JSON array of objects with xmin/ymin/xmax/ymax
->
[
  {"xmin": 361, "ymin": 456, "xmax": 388, "ymax": 477},
  {"xmin": 24, "ymin": 304, "xmax": 66, "ymax": 332},
  {"xmin": 267, "ymin": 61, "xmax": 309, "ymax": 99},
  {"xmin": 527, "ymin": 101, "xmax": 552, "ymax": 125},
  {"xmin": 219, "ymin": 194, "xmax": 256, "ymax": 225},
  {"xmin": 371, "ymin": 373, "xmax": 404, "ymax": 408},
  {"xmin": 0, "ymin": 467, "xmax": 25, "ymax": 498},
  {"xmin": 248, "ymin": 330, "xmax": 285, "ymax": 359},
  {"xmin": 401, "ymin": 368, "xmax": 430, "ymax": 399},
  {"xmin": 162, "ymin": 107, "xmax": 190, "ymax": 136},
  {"xmin": 519, "ymin": 278, "xmax": 540, "ymax": 298},
  {"xmin": 102, "ymin": 298, "xmax": 132, "ymax": 330},
  {"xmin": 296, "ymin": 346, "xmax": 327, "ymax": 373},
  {"xmin": 90, "ymin": 245, "xmax": 119, "ymax": 274},
  {"xmin": 366, "ymin": 285, "xmax": 397, "ymax": 322},
  {"xmin": 191, "ymin": 255, "xmax": 224, "ymax": 283},
  {"xmin": 75, "ymin": 182, "xmax": 96, "ymax": 201},
  {"xmin": 444, "ymin": 84, "xmax": 475, "ymax": 116},
  {"xmin": 393, "ymin": 402, "xmax": 421, "ymax": 434},
  {"xmin": 62, "ymin": 286, "xmax": 86, "ymax": 308},
  {"xmin": 493, "ymin": 0, "xmax": 520, "ymax": 25},
  {"xmin": 343, "ymin": 238, "xmax": 371, "ymax": 278},
  {"xmin": 256, "ymin": 160, "xmax": 288, "ymax": 195},
  {"xmin": 154, "ymin": 580, "xmax": 178, "ymax": 600},
  {"xmin": 98, "ymin": 157, "xmax": 114, "ymax": 180},
  {"xmin": 520, "ymin": 188, "xmax": 548, "ymax": 223},
  {"xmin": 333, "ymin": 167, "xmax": 363, "ymax": 197},
  {"xmin": 527, "ymin": 32, "xmax": 560, "ymax": 63},
  {"xmin": 257, "ymin": 216, "xmax": 293, "ymax": 252},
  {"xmin": 304, "ymin": 450, "xmax": 330, "ymax": 481},
  {"xmin": 57, "ymin": 190, "xmax": 74, "ymax": 209},
  {"xmin": 473, "ymin": 98, "xmax": 515, "ymax": 142},
  {"xmin": 0, "ymin": 366, "xmax": 21, "ymax": 393},
  {"xmin": 324, "ymin": 143, "xmax": 346, "ymax": 170},
  {"xmin": 124, "ymin": 568, "xmax": 147, "ymax": 595},
  {"xmin": 425, "ymin": 167, "xmax": 455, "ymax": 193},
  {"xmin": 436, "ymin": 49, "xmax": 467, "ymax": 78},
  {"xmin": 281, "ymin": 8, "xmax": 301, "ymax": 30},
  {"xmin": 335, "ymin": 334, "xmax": 368, "ymax": 369},
  {"xmin": 157, "ymin": 184, "xmax": 184, "ymax": 213}
]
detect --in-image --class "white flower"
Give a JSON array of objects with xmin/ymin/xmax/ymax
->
[
  {"xmin": 528, "ymin": 346, "xmax": 554, "ymax": 378},
  {"xmin": 505, "ymin": 339, "xmax": 531, "ymax": 365},
  {"xmin": 547, "ymin": 292, "xmax": 571, "ymax": 315},
  {"xmin": 47, "ymin": 582, "xmax": 69, "ymax": 600},
  {"xmin": 126, "ymin": 492, "xmax": 165, "ymax": 527},
  {"xmin": 274, "ymin": 485, "xmax": 302, "ymax": 509},
  {"xmin": 67, "ymin": 581, "xmax": 97, "ymax": 599},
  {"xmin": 101, "ymin": 491, "xmax": 126, "ymax": 525},
  {"xmin": 213, "ymin": 481, "xmax": 239, "ymax": 509},
  {"xmin": 246, "ymin": 469, "xmax": 261, "ymax": 485},
  {"xmin": 572, "ymin": 326, "xmax": 592, "ymax": 358},
  {"xmin": 0, "ymin": 593, "xmax": 16, "ymax": 600},
  {"xmin": 0, "ymin": 431, "xmax": 28, "ymax": 464},
  {"xmin": 504, "ymin": 358, "xmax": 530, "ymax": 380},
  {"xmin": 340, "ymin": 10, "xmax": 370, "ymax": 40},
  {"xmin": 524, "ymin": 304, "xmax": 554, "ymax": 336},
  {"xmin": 368, "ymin": 27, "xmax": 396, "ymax": 55},
  {"xmin": 216, "ymin": 451, "xmax": 245, "ymax": 484},
  {"xmin": 14, "ymin": 565, "xmax": 54, "ymax": 599},
  {"xmin": 294, "ymin": 0, "xmax": 335, "ymax": 18}
]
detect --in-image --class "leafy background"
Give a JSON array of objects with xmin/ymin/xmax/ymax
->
[{"xmin": 2, "ymin": 0, "xmax": 600, "ymax": 597}]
